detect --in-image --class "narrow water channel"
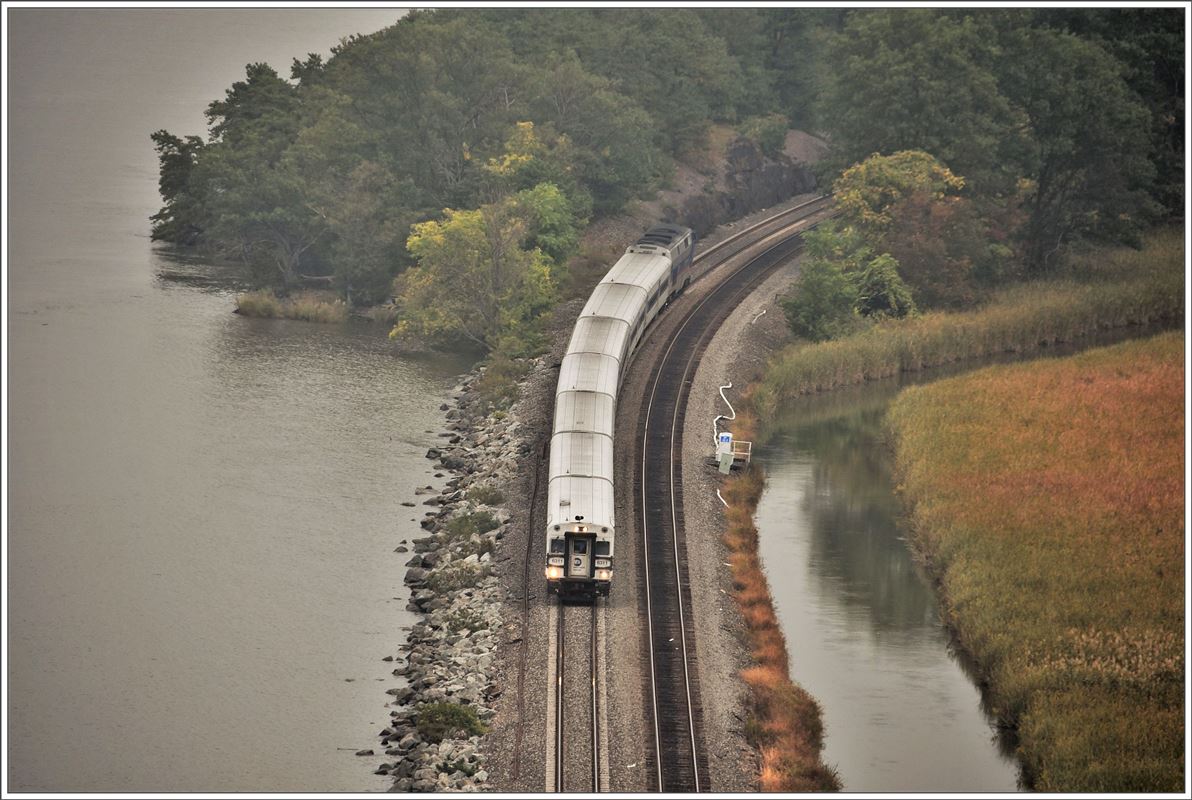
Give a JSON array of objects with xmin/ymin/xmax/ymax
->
[
  {"xmin": 752, "ymin": 326, "xmax": 1169, "ymax": 791},
  {"xmin": 754, "ymin": 380, "xmax": 1021, "ymax": 792}
]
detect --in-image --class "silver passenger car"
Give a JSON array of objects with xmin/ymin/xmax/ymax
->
[{"xmin": 546, "ymin": 224, "xmax": 695, "ymax": 596}]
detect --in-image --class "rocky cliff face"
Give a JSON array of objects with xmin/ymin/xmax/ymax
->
[
  {"xmin": 577, "ymin": 128, "xmax": 826, "ymax": 261},
  {"xmin": 664, "ymin": 138, "xmax": 819, "ymax": 238}
]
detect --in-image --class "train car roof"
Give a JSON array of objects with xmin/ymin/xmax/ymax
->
[
  {"xmin": 549, "ymin": 430, "xmax": 614, "ymax": 482},
  {"xmin": 567, "ymin": 315, "xmax": 631, "ymax": 365},
  {"xmin": 601, "ymin": 251, "xmax": 671, "ymax": 289},
  {"xmin": 581, "ymin": 281, "xmax": 650, "ymax": 324},
  {"xmin": 546, "ymin": 474, "xmax": 615, "ymax": 531},
  {"xmin": 554, "ymin": 390, "xmax": 616, "ymax": 439},
  {"xmin": 557, "ymin": 352, "xmax": 620, "ymax": 399},
  {"xmin": 634, "ymin": 223, "xmax": 691, "ymax": 249}
]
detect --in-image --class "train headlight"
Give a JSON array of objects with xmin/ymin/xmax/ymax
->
[
  {"xmin": 595, "ymin": 569, "xmax": 612, "ymax": 582},
  {"xmin": 545, "ymin": 566, "xmax": 563, "ymax": 580}
]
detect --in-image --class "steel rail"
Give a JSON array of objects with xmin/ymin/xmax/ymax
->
[
  {"xmin": 532, "ymin": 193, "xmax": 834, "ymax": 793},
  {"xmin": 638, "ymin": 206, "xmax": 831, "ymax": 792},
  {"xmin": 554, "ymin": 601, "xmax": 566, "ymax": 792},
  {"xmin": 590, "ymin": 601, "xmax": 602, "ymax": 792},
  {"xmin": 511, "ymin": 438, "xmax": 549, "ymax": 783},
  {"xmin": 692, "ymin": 193, "xmax": 832, "ymax": 266}
]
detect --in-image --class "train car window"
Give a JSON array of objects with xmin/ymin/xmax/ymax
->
[
  {"xmin": 595, "ymin": 541, "xmax": 611, "ymax": 556},
  {"xmin": 574, "ymin": 540, "xmax": 587, "ymax": 554},
  {"xmin": 550, "ymin": 538, "xmax": 565, "ymax": 553}
]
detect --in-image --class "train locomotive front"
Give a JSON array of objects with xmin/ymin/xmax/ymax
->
[{"xmin": 546, "ymin": 224, "xmax": 695, "ymax": 597}]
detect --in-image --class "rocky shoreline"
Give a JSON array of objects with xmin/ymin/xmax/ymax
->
[
  {"xmin": 374, "ymin": 362, "xmax": 542, "ymax": 791},
  {"xmin": 374, "ymin": 132, "xmax": 829, "ymax": 792}
]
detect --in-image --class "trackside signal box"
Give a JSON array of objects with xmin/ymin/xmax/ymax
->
[{"xmin": 718, "ymin": 431, "xmax": 734, "ymax": 473}]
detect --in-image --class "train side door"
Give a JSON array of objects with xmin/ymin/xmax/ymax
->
[{"xmin": 566, "ymin": 534, "xmax": 595, "ymax": 579}]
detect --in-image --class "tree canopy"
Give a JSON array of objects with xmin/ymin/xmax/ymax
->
[{"xmin": 150, "ymin": 7, "xmax": 1182, "ymax": 349}]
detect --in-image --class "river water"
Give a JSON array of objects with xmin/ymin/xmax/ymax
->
[
  {"xmin": 754, "ymin": 380, "xmax": 1023, "ymax": 792},
  {"xmin": 751, "ymin": 328, "xmax": 1174, "ymax": 791},
  {"xmin": 5, "ymin": 9, "xmax": 478, "ymax": 792}
]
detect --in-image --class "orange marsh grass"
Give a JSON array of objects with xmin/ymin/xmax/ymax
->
[
  {"xmin": 886, "ymin": 332, "xmax": 1185, "ymax": 792},
  {"xmin": 720, "ymin": 415, "xmax": 840, "ymax": 792}
]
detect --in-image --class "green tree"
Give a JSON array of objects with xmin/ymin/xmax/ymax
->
[
  {"xmin": 782, "ymin": 258, "xmax": 859, "ymax": 342},
  {"xmin": 854, "ymin": 253, "xmax": 916, "ymax": 318},
  {"xmin": 818, "ymin": 10, "xmax": 1025, "ymax": 193},
  {"xmin": 205, "ymin": 62, "xmax": 300, "ymax": 158},
  {"xmin": 326, "ymin": 161, "xmax": 415, "ymax": 305},
  {"xmin": 999, "ymin": 26, "xmax": 1156, "ymax": 272},
  {"xmin": 527, "ymin": 52, "xmax": 667, "ymax": 213},
  {"xmin": 1034, "ymin": 8, "xmax": 1184, "ymax": 218},
  {"xmin": 737, "ymin": 113, "xmax": 790, "ymax": 158},
  {"xmin": 186, "ymin": 63, "xmax": 330, "ymax": 289},
  {"xmin": 149, "ymin": 130, "xmax": 206, "ymax": 243},
  {"xmin": 830, "ymin": 150, "xmax": 994, "ymax": 308},
  {"xmin": 834, "ymin": 150, "xmax": 967, "ymax": 234},
  {"xmin": 512, "ymin": 182, "xmax": 584, "ymax": 267},
  {"xmin": 193, "ymin": 147, "xmax": 330, "ymax": 289},
  {"xmin": 392, "ymin": 196, "xmax": 556, "ymax": 350}
]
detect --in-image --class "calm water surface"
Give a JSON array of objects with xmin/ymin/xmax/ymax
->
[
  {"xmin": 5, "ymin": 9, "xmax": 477, "ymax": 792},
  {"xmin": 754, "ymin": 383, "xmax": 1022, "ymax": 792}
]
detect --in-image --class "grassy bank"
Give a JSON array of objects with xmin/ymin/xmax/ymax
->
[
  {"xmin": 720, "ymin": 411, "xmax": 840, "ymax": 792},
  {"xmin": 235, "ymin": 289, "xmax": 350, "ymax": 323},
  {"xmin": 753, "ymin": 230, "xmax": 1183, "ymax": 417},
  {"xmin": 886, "ymin": 332, "xmax": 1184, "ymax": 791}
]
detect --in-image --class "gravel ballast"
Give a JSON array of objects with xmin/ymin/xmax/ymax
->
[{"xmin": 379, "ymin": 142, "xmax": 820, "ymax": 791}]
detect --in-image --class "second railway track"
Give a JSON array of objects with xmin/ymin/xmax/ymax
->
[
  {"xmin": 511, "ymin": 193, "xmax": 833, "ymax": 793},
  {"xmin": 634, "ymin": 210, "xmax": 828, "ymax": 793}
]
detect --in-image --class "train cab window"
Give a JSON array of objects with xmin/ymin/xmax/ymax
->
[
  {"xmin": 574, "ymin": 540, "xmax": 587, "ymax": 554},
  {"xmin": 550, "ymin": 538, "xmax": 565, "ymax": 554},
  {"xmin": 595, "ymin": 541, "xmax": 611, "ymax": 556}
]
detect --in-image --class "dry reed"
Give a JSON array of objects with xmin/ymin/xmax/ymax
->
[
  {"xmin": 721, "ymin": 403, "xmax": 840, "ymax": 791},
  {"xmin": 886, "ymin": 332, "xmax": 1184, "ymax": 792}
]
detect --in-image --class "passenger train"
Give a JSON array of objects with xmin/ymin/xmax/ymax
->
[{"xmin": 545, "ymin": 224, "xmax": 696, "ymax": 597}]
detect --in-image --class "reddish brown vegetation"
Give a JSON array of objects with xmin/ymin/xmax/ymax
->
[{"xmin": 721, "ymin": 402, "xmax": 839, "ymax": 792}]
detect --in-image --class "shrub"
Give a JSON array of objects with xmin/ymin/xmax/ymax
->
[
  {"xmin": 466, "ymin": 484, "xmax": 506, "ymax": 506},
  {"xmin": 737, "ymin": 113, "xmax": 790, "ymax": 158},
  {"xmin": 234, "ymin": 289, "xmax": 348, "ymax": 323},
  {"xmin": 855, "ymin": 253, "xmax": 916, "ymax": 318},
  {"xmin": 444, "ymin": 608, "xmax": 486, "ymax": 634},
  {"xmin": 720, "ymin": 464, "xmax": 839, "ymax": 792},
  {"xmin": 781, "ymin": 257, "xmax": 861, "ymax": 342},
  {"xmin": 235, "ymin": 289, "xmax": 283, "ymax": 318},
  {"xmin": 471, "ymin": 354, "xmax": 530, "ymax": 411},
  {"xmin": 424, "ymin": 562, "xmax": 490, "ymax": 595},
  {"xmin": 759, "ymin": 230, "xmax": 1183, "ymax": 416},
  {"xmin": 445, "ymin": 512, "xmax": 500, "ymax": 538},
  {"xmin": 416, "ymin": 702, "xmax": 488, "ymax": 743}
]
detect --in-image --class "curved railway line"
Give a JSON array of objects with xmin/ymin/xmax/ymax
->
[
  {"xmin": 509, "ymin": 193, "xmax": 835, "ymax": 792},
  {"xmin": 636, "ymin": 221, "xmax": 824, "ymax": 792}
]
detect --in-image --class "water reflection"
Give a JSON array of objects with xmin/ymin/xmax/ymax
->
[
  {"xmin": 153, "ymin": 245, "xmax": 251, "ymax": 291},
  {"xmin": 755, "ymin": 381, "xmax": 1022, "ymax": 792}
]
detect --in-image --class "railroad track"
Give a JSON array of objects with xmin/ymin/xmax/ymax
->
[
  {"xmin": 508, "ymin": 193, "xmax": 834, "ymax": 793},
  {"xmin": 549, "ymin": 600, "xmax": 603, "ymax": 792},
  {"xmin": 634, "ymin": 203, "xmax": 832, "ymax": 792},
  {"xmin": 511, "ymin": 438, "xmax": 548, "ymax": 784}
]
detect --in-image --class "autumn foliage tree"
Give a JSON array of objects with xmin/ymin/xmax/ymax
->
[{"xmin": 390, "ymin": 188, "xmax": 560, "ymax": 352}]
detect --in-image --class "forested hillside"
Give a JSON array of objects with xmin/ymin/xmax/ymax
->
[{"xmin": 151, "ymin": 7, "xmax": 1182, "ymax": 351}]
